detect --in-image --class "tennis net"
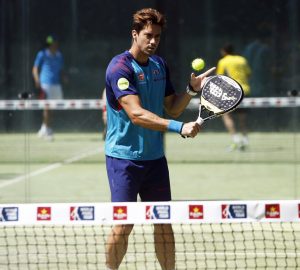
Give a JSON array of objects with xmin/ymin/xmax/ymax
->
[
  {"xmin": 1, "ymin": 201, "xmax": 300, "ymax": 270},
  {"xmin": 0, "ymin": 97, "xmax": 299, "ymax": 110}
]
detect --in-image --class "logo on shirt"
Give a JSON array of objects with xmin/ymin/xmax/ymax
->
[
  {"xmin": 138, "ymin": 73, "xmax": 145, "ymax": 81},
  {"xmin": 153, "ymin": 69, "xmax": 160, "ymax": 75},
  {"xmin": 117, "ymin": 78, "xmax": 129, "ymax": 90},
  {"xmin": 145, "ymin": 205, "xmax": 170, "ymax": 220},
  {"xmin": 113, "ymin": 206, "xmax": 127, "ymax": 220},
  {"xmin": 37, "ymin": 207, "xmax": 51, "ymax": 221},
  {"xmin": 189, "ymin": 205, "xmax": 204, "ymax": 219}
]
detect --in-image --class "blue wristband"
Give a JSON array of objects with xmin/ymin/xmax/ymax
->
[{"xmin": 168, "ymin": 120, "xmax": 184, "ymax": 134}]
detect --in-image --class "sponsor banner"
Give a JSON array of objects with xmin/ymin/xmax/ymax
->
[
  {"xmin": 222, "ymin": 204, "xmax": 247, "ymax": 219},
  {"xmin": 146, "ymin": 205, "xmax": 170, "ymax": 220},
  {"xmin": 70, "ymin": 206, "xmax": 94, "ymax": 221},
  {"xmin": 0, "ymin": 201, "xmax": 299, "ymax": 226},
  {"xmin": 0, "ymin": 207, "xmax": 18, "ymax": 222}
]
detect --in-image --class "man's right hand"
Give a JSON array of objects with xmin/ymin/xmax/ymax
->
[{"xmin": 181, "ymin": 122, "xmax": 201, "ymax": 138}]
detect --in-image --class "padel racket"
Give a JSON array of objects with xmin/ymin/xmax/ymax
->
[{"xmin": 195, "ymin": 75, "xmax": 244, "ymax": 125}]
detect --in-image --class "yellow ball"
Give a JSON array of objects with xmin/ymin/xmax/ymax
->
[{"xmin": 191, "ymin": 58, "xmax": 205, "ymax": 71}]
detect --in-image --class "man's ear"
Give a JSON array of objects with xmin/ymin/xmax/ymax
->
[{"xmin": 132, "ymin": 30, "xmax": 138, "ymax": 41}]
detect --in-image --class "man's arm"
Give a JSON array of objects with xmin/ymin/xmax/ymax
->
[
  {"xmin": 32, "ymin": 66, "xmax": 40, "ymax": 89},
  {"xmin": 119, "ymin": 94, "xmax": 201, "ymax": 138},
  {"xmin": 119, "ymin": 94, "xmax": 172, "ymax": 132}
]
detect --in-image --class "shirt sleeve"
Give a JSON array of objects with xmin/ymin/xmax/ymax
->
[
  {"xmin": 33, "ymin": 51, "xmax": 44, "ymax": 68},
  {"xmin": 107, "ymin": 59, "xmax": 138, "ymax": 100},
  {"xmin": 105, "ymin": 56, "xmax": 139, "ymax": 111}
]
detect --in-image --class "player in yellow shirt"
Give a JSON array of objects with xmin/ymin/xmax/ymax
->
[{"xmin": 216, "ymin": 43, "xmax": 251, "ymax": 151}]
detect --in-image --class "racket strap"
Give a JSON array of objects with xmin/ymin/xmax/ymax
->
[
  {"xmin": 186, "ymin": 84, "xmax": 198, "ymax": 96},
  {"xmin": 196, "ymin": 117, "xmax": 204, "ymax": 125}
]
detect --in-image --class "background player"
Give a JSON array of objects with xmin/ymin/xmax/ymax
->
[
  {"xmin": 216, "ymin": 43, "xmax": 251, "ymax": 151},
  {"xmin": 104, "ymin": 8, "xmax": 215, "ymax": 270},
  {"xmin": 32, "ymin": 35, "xmax": 66, "ymax": 140}
]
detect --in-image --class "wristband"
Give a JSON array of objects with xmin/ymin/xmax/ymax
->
[
  {"xmin": 168, "ymin": 120, "xmax": 184, "ymax": 134},
  {"xmin": 186, "ymin": 84, "xmax": 198, "ymax": 96}
]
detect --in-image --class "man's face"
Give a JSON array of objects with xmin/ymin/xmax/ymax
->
[
  {"xmin": 49, "ymin": 41, "xmax": 59, "ymax": 51},
  {"xmin": 132, "ymin": 24, "xmax": 162, "ymax": 56}
]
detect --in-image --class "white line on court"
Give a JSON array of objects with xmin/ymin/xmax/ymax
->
[{"xmin": 0, "ymin": 147, "xmax": 103, "ymax": 189}]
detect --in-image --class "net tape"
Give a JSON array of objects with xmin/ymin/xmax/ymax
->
[
  {"xmin": 0, "ymin": 97, "xmax": 299, "ymax": 110},
  {"xmin": 1, "ymin": 201, "xmax": 300, "ymax": 225},
  {"xmin": 1, "ymin": 201, "xmax": 300, "ymax": 270}
]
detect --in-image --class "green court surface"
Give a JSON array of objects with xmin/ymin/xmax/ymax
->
[{"xmin": 0, "ymin": 132, "xmax": 299, "ymax": 203}]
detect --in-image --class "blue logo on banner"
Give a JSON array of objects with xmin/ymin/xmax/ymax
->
[
  {"xmin": 222, "ymin": 204, "xmax": 247, "ymax": 219},
  {"xmin": 146, "ymin": 205, "xmax": 170, "ymax": 219},
  {"xmin": 0, "ymin": 207, "xmax": 19, "ymax": 222},
  {"xmin": 70, "ymin": 206, "xmax": 94, "ymax": 221}
]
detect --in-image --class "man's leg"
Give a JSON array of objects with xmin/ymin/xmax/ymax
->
[
  {"xmin": 43, "ymin": 108, "xmax": 50, "ymax": 127},
  {"xmin": 40, "ymin": 86, "xmax": 50, "ymax": 130},
  {"xmin": 222, "ymin": 113, "xmax": 236, "ymax": 135},
  {"xmin": 38, "ymin": 108, "xmax": 51, "ymax": 138},
  {"xmin": 43, "ymin": 84, "xmax": 62, "ymax": 138},
  {"xmin": 238, "ymin": 111, "xmax": 249, "ymax": 150},
  {"xmin": 43, "ymin": 108, "xmax": 54, "ymax": 140},
  {"xmin": 238, "ymin": 110, "xmax": 247, "ymax": 137},
  {"xmin": 222, "ymin": 113, "xmax": 240, "ymax": 151},
  {"xmin": 105, "ymin": 224, "xmax": 134, "ymax": 270},
  {"xmin": 154, "ymin": 224, "xmax": 175, "ymax": 270}
]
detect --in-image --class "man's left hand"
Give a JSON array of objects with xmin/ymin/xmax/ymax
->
[{"xmin": 189, "ymin": 67, "xmax": 216, "ymax": 92}]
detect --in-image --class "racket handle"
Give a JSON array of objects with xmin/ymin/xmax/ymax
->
[
  {"xmin": 181, "ymin": 117, "xmax": 203, "ymax": 139},
  {"xmin": 196, "ymin": 117, "xmax": 204, "ymax": 126}
]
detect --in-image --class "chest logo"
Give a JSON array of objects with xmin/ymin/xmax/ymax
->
[{"xmin": 138, "ymin": 73, "xmax": 145, "ymax": 81}]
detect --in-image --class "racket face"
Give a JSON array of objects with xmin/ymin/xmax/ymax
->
[{"xmin": 200, "ymin": 75, "xmax": 244, "ymax": 114}]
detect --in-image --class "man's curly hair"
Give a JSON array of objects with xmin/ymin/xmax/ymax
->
[{"xmin": 132, "ymin": 8, "xmax": 166, "ymax": 33}]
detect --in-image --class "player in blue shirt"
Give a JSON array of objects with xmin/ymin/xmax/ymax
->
[
  {"xmin": 105, "ymin": 8, "xmax": 215, "ymax": 270},
  {"xmin": 32, "ymin": 35, "xmax": 65, "ymax": 140}
]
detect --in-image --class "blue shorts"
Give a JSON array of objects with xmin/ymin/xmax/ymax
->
[{"xmin": 106, "ymin": 155, "xmax": 171, "ymax": 202}]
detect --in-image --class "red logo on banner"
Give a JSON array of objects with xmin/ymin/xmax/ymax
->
[
  {"xmin": 298, "ymin": 204, "xmax": 300, "ymax": 218},
  {"xmin": 221, "ymin": 204, "xmax": 228, "ymax": 218},
  {"xmin": 113, "ymin": 206, "xmax": 127, "ymax": 220},
  {"xmin": 37, "ymin": 207, "xmax": 51, "ymax": 221},
  {"xmin": 189, "ymin": 205, "xmax": 203, "ymax": 219},
  {"xmin": 265, "ymin": 204, "xmax": 280, "ymax": 218},
  {"xmin": 145, "ymin": 205, "xmax": 151, "ymax": 219},
  {"xmin": 70, "ymin": 207, "xmax": 76, "ymax": 220}
]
